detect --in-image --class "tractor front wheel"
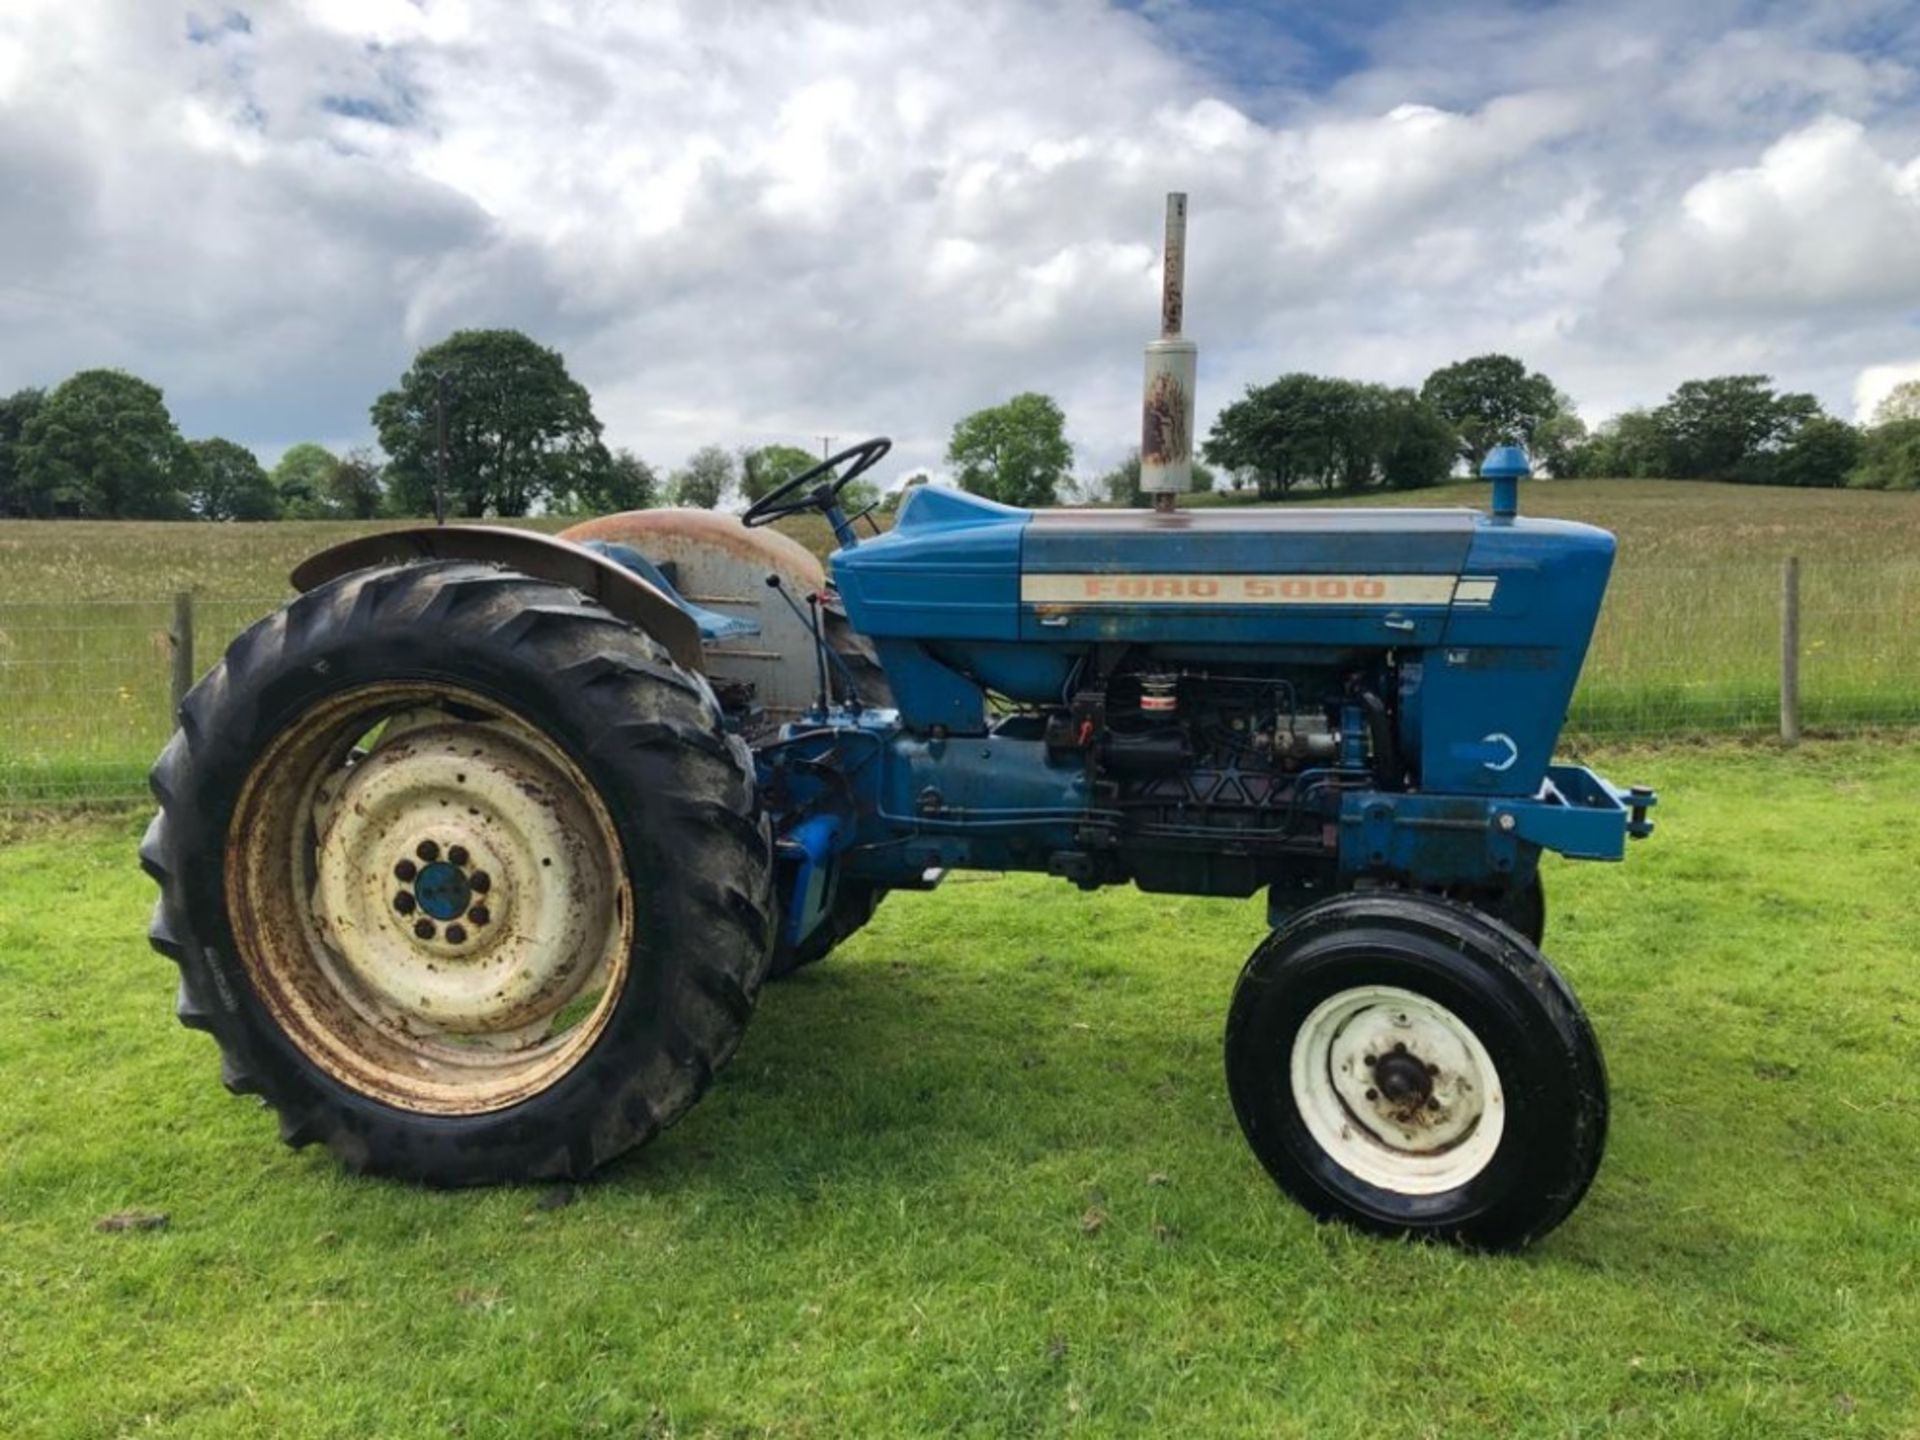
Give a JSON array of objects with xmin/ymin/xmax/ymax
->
[
  {"xmin": 142, "ymin": 560, "xmax": 773, "ymax": 1185},
  {"xmin": 1224, "ymin": 893, "xmax": 1606, "ymax": 1249}
]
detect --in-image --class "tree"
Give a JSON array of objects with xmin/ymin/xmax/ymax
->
[
  {"xmin": 1565, "ymin": 378, "xmax": 1844, "ymax": 485},
  {"xmin": 601, "ymin": 448, "xmax": 660, "ymax": 511},
  {"xmin": 947, "ymin": 393, "xmax": 1073, "ymax": 507},
  {"xmin": 326, "ymin": 447, "xmax": 385, "ymax": 518},
  {"xmin": 840, "ymin": 477, "xmax": 882, "ymax": 514},
  {"xmin": 272, "ymin": 442, "xmax": 340, "ymax": 517},
  {"xmin": 1655, "ymin": 375, "xmax": 1816, "ymax": 480},
  {"xmin": 1373, "ymin": 390, "xmax": 1457, "ymax": 491},
  {"xmin": 740, "ymin": 444, "xmax": 820, "ymax": 503},
  {"xmin": 17, "ymin": 369, "xmax": 192, "ymax": 518},
  {"xmin": 668, "ymin": 445, "xmax": 734, "ymax": 508},
  {"xmin": 1420, "ymin": 354, "xmax": 1561, "ymax": 472},
  {"xmin": 372, "ymin": 329, "xmax": 609, "ymax": 518},
  {"xmin": 1206, "ymin": 375, "xmax": 1335, "ymax": 497},
  {"xmin": 1530, "ymin": 399, "xmax": 1588, "ymax": 478},
  {"xmin": 1204, "ymin": 375, "xmax": 1452, "ymax": 497},
  {"xmin": 1097, "ymin": 450, "xmax": 1218, "ymax": 505},
  {"xmin": 188, "ymin": 437, "xmax": 280, "ymax": 521},
  {"xmin": 0, "ymin": 387, "xmax": 46, "ymax": 516},
  {"xmin": 1098, "ymin": 450, "xmax": 1146, "ymax": 505},
  {"xmin": 1741, "ymin": 415, "xmax": 1859, "ymax": 488},
  {"xmin": 1871, "ymin": 379, "xmax": 1920, "ymax": 426},
  {"xmin": 1564, "ymin": 408, "xmax": 1670, "ymax": 478},
  {"xmin": 556, "ymin": 446, "xmax": 657, "ymax": 515},
  {"xmin": 1850, "ymin": 419, "xmax": 1920, "ymax": 490}
]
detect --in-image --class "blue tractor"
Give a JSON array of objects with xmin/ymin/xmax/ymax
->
[{"xmin": 144, "ymin": 201, "xmax": 1652, "ymax": 1248}]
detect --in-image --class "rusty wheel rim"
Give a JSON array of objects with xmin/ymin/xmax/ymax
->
[{"xmin": 225, "ymin": 682, "xmax": 632, "ymax": 1115}]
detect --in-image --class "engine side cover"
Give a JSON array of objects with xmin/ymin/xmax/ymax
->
[{"xmin": 831, "ymin": 487, "xmax": 1614, "ymax": 796}]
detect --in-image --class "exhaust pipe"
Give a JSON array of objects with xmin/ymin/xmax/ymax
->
[{"xmin": 1140, "ymin": 192, "xmax": 1197, "ymax": 515}]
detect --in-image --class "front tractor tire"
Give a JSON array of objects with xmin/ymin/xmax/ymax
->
[
  {"xmin": 142, "ymin": 561, "xmax": 773, "ymax": 1185},
  {"xmin": 1225, "ymin": 894, "xmax": 1606, "ymax": 1250}
]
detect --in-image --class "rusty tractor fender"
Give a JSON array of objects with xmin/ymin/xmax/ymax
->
[{"xmin": 288, "ymin": 525, "xmax": 704, "ymax": 672}]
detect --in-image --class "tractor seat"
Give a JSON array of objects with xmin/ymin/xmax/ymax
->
[{"xmin": 578, "ymin": 539, "xmax": 761, "ymax": 643}]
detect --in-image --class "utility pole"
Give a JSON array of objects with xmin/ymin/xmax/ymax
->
[
  {"xmin": 819, "ymin": 435, "xmax": 835, "ymax": 461},
  {"xmin": 433, "ymin": 371, "xmax": 450, "ymax": 526}
]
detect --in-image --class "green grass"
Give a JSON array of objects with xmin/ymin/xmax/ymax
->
[
  {"xmin": 3, "ymin": 480, "xmax": 1918, "ymax": 803},
  {"xmin": 3, "ymin": 741, "xmax": 1918, "ymax": 1438}
]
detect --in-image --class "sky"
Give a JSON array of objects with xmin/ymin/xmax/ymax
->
[{"xmin": 4, "ymin": 0, "xmax": 1920, "ymax": 485}]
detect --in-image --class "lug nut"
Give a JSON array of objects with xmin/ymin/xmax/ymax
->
[
  {"xmin": 449, "ymin": 845, "xmax": 470, "ymax": 867},
  {"xmin": 1363, "ymin": 1054, "xmax": 1376, "ymax": 1067},
  {"xmin": 445, "ymin": 924, "xmax": 467, "ymax": 945},
  {"xmin": 1426, "ymin": 1097, "xmax": 1441, "ymax": 1110},
  {"xmin": 1365, "ymin": 1088, "xmax": 1379, "ymax": 1101},
  {"xmin": 393, "ymin": 892, "xmax": 416, "ymax": 915},
  {"xmin": 416, "ymin": 840, "xmax": 440, "ymax": 862},
  {"xmin": 468, "ymin": 905, "xmax": 490, "ymax": 926},
  {"xmin": 394, "ymin": 859, "xmax": 417, "ymax": 882},
  {"xmin": 414, "ymin": 918, "xmax": 436, "ymax": 940},
  {"xmin": 469, "ymin": 871, "xmax": 491, "ymax": 894}
]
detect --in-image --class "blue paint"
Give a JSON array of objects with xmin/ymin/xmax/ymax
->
[
  {"xmin": 579, "ymin": 540, "xmax": 761, "ymax": 642},
  {"xmin": 779, "ymin": 812, "xmax": 843, "ymax": 947},
  {"xmin": 413, "ymin": 862, "xmax": 471, "ymax": 922},
  {"xmin": 1480, "ymin": 445, "xmax": 1529, "ymax": 521},
  {"xmin": 640, "ymin": 474, "xmax": 1648, "ymax": 930}
]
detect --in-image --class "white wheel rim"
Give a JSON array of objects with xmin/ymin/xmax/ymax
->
[
  {"xmin": 311, "ymin": 710, "xmax": 617, "ymax": 1043},
  {"xmin": 226, "ymin": 683, "xmax": 632, "ymax": 1116},
  {"xmin": 1289, "ymin": 985, "xmax": 1505, "ymax": 1195}
]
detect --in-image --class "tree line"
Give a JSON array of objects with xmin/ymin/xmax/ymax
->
[
  {"xmin": 5, "ymin": 330, "xmax": 1917, "ymax": 522},
  {"xmin": 0, "ymin": 331, "xmax": 888, "ymax": 522},
  {"xmin": 1200, "ymin": 357, "xmax": 1920, "ymax": 497}
]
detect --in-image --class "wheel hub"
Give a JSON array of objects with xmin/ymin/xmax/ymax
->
[
  {"xmin": 411, "ymin": 860, "xmax": 473, "ymax": 923},
  {"xmin": 1370, "ymin": 1046, "xmax": 1434, "ymax": 1109}
]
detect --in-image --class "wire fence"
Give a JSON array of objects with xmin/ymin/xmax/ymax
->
[{"xmin": 2, "ymin": 560, "xmax": 1916, "ymax": 806}]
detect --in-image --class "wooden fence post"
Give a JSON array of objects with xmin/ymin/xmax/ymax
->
[
  {"xmin": 169, "ymin": 591, "xmax": 195, "ymax": 717},
  {"xmin": 1780, "ymin": 557, "xmax": 1800, "ymax": 745}
]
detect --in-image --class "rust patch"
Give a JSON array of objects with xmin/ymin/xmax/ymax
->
[
  {"xmin": 559, "ymin": 508, "xmax": 825, "ymax": 588},
  {"xmin": 223, "ymin": 681, "xmax": 632, "ymax": 1117},
  {"xmin": 1142, "ymin": 370, "xmax": 1192, "ymax": 467}
]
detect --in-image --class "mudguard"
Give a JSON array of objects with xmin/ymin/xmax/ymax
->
[{"xmin": 288, "ymin": 525, "xmax": 704, "ymax": 671}]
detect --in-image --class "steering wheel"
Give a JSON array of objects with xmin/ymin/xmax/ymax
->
[{"xmin": 742, "ymin": 437, "xmax": 892, "ymax": 527}]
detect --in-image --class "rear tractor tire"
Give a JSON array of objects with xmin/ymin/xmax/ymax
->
[
  {"xmin": 1225, "ymin": 893, "xmax": 1606, "ymax": 1249},
  {"xmin": 142, "ymin": 560, "xmax": 773, "ymax": 1185}
]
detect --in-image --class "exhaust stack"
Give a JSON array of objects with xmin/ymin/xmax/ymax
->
[{"xmin": 1140, "ymin": 192, "xmax": 1197, "ymax": 514}]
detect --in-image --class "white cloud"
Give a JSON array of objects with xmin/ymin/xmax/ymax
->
[
  {"xmin": 1853, "ymin": 360, "xmax": 1920, "ymax": 422},
  {"xmin": 2, "ymin": 0, "xmax": 1920, "ymax": 485},
  {"xmin": 1622, "ymin": 116, "xmax": 1920, "ymax": 315}
]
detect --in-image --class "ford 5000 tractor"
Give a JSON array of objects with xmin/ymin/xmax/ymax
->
[{"xmin": 144, "ymin": 199, "xmax": 1653, "ymax": 1248}]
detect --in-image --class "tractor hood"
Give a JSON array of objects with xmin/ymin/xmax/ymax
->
[{"xmin": 833, "ymin": 487, "xmax": 1608, "ymax": 653}]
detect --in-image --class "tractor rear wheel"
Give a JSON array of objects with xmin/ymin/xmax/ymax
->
[
  {"xmin": 142, "ymin": 560, "xmax": 773, "ymax": 1185},
  {"xmin": 1225, "ymin": 893, "xmax": 1606, "ymax": 1249}
]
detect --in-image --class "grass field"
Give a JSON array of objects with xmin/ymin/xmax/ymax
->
[
  {"xmin": 2, "ymin": 741, "xmax": 1919, "ymax": 1438},
  {"xmin": 1, "ymin": 480, "xmax": 1917, "ymax": 802}
]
